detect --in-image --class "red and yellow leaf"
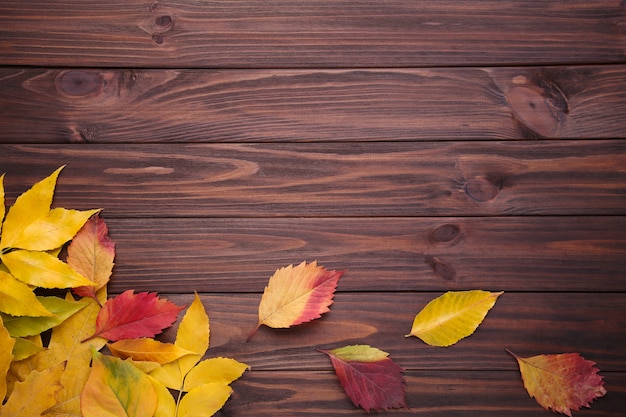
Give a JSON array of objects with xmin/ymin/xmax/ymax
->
[
  {"xmin": 86, "ymin": 290, "xmax": 185, "ymax": 342},
  {"xmin": 507, "ymin": 350, "xmax": 607, "ymax": 416},
  {"xmin": 81, "ymin": 350, "xmax": 157, "ymax": 417},
  {"xmin": 68, "ymin": 215, "xmax": 115, "ymax": 300},
  {"xmin": 248, "ymin": 261, "xmax": 344, "ymax": 341},
  {"xmin": 320, "ymin": 344, "xmax": 407, "ymax": 412}
]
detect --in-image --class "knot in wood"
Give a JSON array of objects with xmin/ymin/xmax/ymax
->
[
  {"xmin": 464, "ymin": 177, "xmax": 500, "ymax": 202},
  {"xmin": 430, "ymin": 223, "xmax": 462, "ymax": 244},
  {"xmin": 56, "ymin": 70, "xmax": 104, "ymax": 98},
  {"xmin": 424, "ymin": 256, "xmax": 457, "ymax": 281}
]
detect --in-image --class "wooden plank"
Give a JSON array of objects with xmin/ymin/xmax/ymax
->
[
  {"xmin": 155, "ymin": 293, "xmax": 626, "ymax": 372},
  {"xmin": 2, "ymin": 66, "xmax": 626, "ymax": 143},
  {"xmin": 1, "ymin": 1, "xmax": 624, "ymax": 68},
  {"xmin": 99, "ymin": 217, "xmax": 626, "ymax": 293},
  {"xmin": 2, "ymin": 142, "xmax": 626, "ymax": 217},
  {"xmin": 220, "ymin": 370, "xmax": 626, "ymax": 416}
]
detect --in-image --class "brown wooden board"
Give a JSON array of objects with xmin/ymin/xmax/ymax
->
[
  {"xmin": 1, "ymin": 1, "xmax": 624, "ymax": 68},
  {"xmin": 97, "ymin": 216, "xmax": 626, "ymax": 293},
  {"xmin": 155, "ymin": 293, "xmax": 626, "ymax": 372},
  {"xmin": 2, "ymin": 142, "xmax": 626, "ymax": 217},
  {"xmin": 1, "ymin": 66, "xmax": 626, "ymax": 143}
]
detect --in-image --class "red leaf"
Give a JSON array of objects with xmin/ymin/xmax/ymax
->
[
  {"xmin": 85, "ymin": 290, "xmax": 184, "ymax": 342},
  {"xmin": 319, "ymin": 345, "xmax": 407, "ymax": 412}
]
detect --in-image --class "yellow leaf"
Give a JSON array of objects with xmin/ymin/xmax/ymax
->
[
  {"xmin": 149, "ymin": 376, "xmax": 177, "ymax": 417},
  {"xmin": 0, "ymin": 270, "xmax": 53, "ymax": 317},
  {"xmin": 1, "ymin": 249, "xmax": 94, "ymax": 289},
  {"xmin": 0, "ymin": 166, "xmax": 63, "ymax": 250},
  {"xmin": 108, "ymin": 338, "xmax": 195, "ymax": 365},
  {"xmin": 184, "ymin": 357, "xmax": 249, "ymax": 391},
  {"xmin": 150, "ymin": 293, "xmax": 208, "ymax": 390},
  {"xmin": 178, "ymin": 383, "xmax": 233, "ymax": 417},
  {"xmin": 11, "ymin": 336, "xmax": 45, "ymax": 361},
  {"xmin": 9, "ymin": 207, "xmax": 100, "ymax": 252},
  {"xmin": 0, "ymin": 316, "xmax": 16, "ymax": 400},
  {"xmin": 81, "ymin": 351, "xmax": 157, "ymax": 417},
  {"xmin": 0, "ymin": 173, "xmax": 5, "ymax": 236},
  {"xmin": 406, "ymin": 290, "xmax": 503, "ymax": 347},
  {"xmin": 2, "ymin": 295, "xmax": 88, "ymax": 337},
  {"xmin": 0, "ymin": 362, "xmax": 64, "ymax": 417}
]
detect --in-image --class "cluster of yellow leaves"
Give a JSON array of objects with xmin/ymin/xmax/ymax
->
[{"xmin": 0, "ymin": 168, "xmax": 247, "ymax": 417}]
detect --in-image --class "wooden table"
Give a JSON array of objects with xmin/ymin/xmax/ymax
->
[{"xmin": 1, "ymin": 1, "xmax": 626, "ymax": 415}]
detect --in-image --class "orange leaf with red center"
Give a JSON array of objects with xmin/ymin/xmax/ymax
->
[
  {"xmin": 507, "ymin": 349, "xmax": 606, "ymax": 416},
  {"xmin": 319, "ymin": 345, "xmax": 407, "ymax": 412},
  {"xmin": 68, "ymin": 215, "xmax": 115, "ymax": 301},
  {"xmin": 247, "ymin": 261, "xmax": 343, "ymax": 341},
  {"xmin": 85, "ymin": 290, "xmax": 185, "ymax": 341}
]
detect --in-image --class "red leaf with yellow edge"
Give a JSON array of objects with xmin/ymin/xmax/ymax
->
[
  {"xmin": 68, "ymin": 215, "xmax": 115, "ymax": 300},
  {"xmin": 85, "ymin": 290, "xmax": 184, "ymax": 342},
  {"xmin": 507, "ymin": 349, "xmax": 606, "ymax": 416},
  {"xmin": 248, "ymin": 261, "xmax": 343, "ymax": 341},
  {"xmin": 319, "ymin": 344, "xmax": 407, "ymax": 413}
]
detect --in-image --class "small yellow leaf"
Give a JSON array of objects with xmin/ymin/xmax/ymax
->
[
  {"xmin": 0, "ymin": 316, "xmax": 16, "ymax": 400},
  {"xmin": 406, "ymin": 290, "xmax": 503, "ymax": 347},
  {"xmin": 150, "ymin": 376, "xmax": 177, "ymax": 417},
  {"xmin": 0, "ymin": 166, "xmax": 63, "ymax": 250},
  {"xmin": 178, "ymin": 383, "xmax": 233, "ymax": 417},
  {"xmin": 184, "ymin": 357, "xmax": 249, "ymax": 391},
  {"xmin": 0, "ymin": 362, "xmax": 64, "ymax": 417},
  {"xmin": 0, "ymin": 270, "xmax": 53, "ymax": 317},
  {"xmin": 81, "ymin": 351, "xmax": 157, "ymax": 417},
  {"xmin": 11, "ymin": 336, "xmax": 45, "ymax": 361},
  {"xmin": 1, "ymin": 249, "xmax": 95, "ymax": 289},
  {"xmin": 108, "ymin": 338, "xmax": 196, "ymax": 365},
  {"xmin": 150, "ymin": 293, "xmax": 208, "ymax": 390}
]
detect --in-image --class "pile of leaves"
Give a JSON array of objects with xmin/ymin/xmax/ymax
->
[{"xmin": 0, "ymin": 167, "xmax": 608, "ymax": 416}]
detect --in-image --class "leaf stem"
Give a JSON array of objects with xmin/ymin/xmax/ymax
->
[{"xmin": 246, "ymin": 323, "xmax": 261, "ymax": 342}]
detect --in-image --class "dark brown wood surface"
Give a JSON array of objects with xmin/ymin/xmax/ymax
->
[{"xmin": 1, "ymin": 0, "xmax": 625, "ymax": 415}]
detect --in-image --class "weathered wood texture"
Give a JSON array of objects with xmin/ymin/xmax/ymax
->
[
  {"xmin": 1, "ymin": 1, "xmax": 624, "ymax": 68},
  {"xmin": 1, "ymin": 65, "xmax": 626, "ymax": 143},
  {"xmin": 1, "ymin": 0, "xmax": 626, "ymax": 415},
  {"xmin": 2, "ymin": 142, "xmax": 626, "ymax": 217}
]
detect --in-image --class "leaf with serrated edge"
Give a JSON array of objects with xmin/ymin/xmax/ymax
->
[
  {"xmin": 320, "ymin": 344, "xmax": 407, "ymax": 412},
  {"xmin": 184, "ymin": 357, "xmax": 249, "ymax": 391},
  {"xmin": 0, "ymin": 270, "xmax": 52, "ymax": 317},
  {"xmin": 150, "ymin": 293, "xmax": 208, "ymax": 390},
  {"xmin": 248, "ymin": 261, "xmax": 343, "ymax": 341},
  {"xmin": 178, "ymin": 383, "xmax": 233, "ymax": 417},
  {"xmin": 81, "ymin": 350, "xmax": 157, "ymax": 417},
  {"xmin": 406, "ymin": 290, "xmax": 503, "ymax": 347},
  {"xmin": 507, "ymin": 350, "xmax": 606, "ymax": 416},
  {"xmin": 0, "ymin": 316, "xmax": 16, "ymax": 400},
  {"xmin": 0, "ymin": 362, "xmax": 64, "ymax": 417},
  {"xmin": 108, "ymin": 338, "xmax": 195, "ymax": 365}
]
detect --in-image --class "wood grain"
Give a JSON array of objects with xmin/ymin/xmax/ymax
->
[
  {"xmin": 1, "ymin": 1, "xmax": 624, "ymax": 68},
  {"xmin": 1, "ymin": 66, "xmax": 626, "ymax": 143},
  {"xmin": 2, "ymin": 142, "xmax": 626, "ymax": 217},
  {"xmin": 218, "ymin": 371, "xmax": 626, "ymax": 416},
  {"xmin": 153, "ymin": 293, "xmax": 626, "ymax": 372},
  {"xmin": 97, "ymin": 217, "xmax": 626, "ymax": 293}
]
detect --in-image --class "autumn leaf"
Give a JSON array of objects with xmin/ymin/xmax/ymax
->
[
  {"xmin": 178, "ymin": 383, "xmax": 234, "ymax": 417},
  {"xmin": 319, "ymin": 344, "xmax": 407, "ymax": 412},
  {"xmin": 248, "ymin": 261, "xmax": 344, "ymax": 341},
  {"xmin": 184, "ymin": 357, "xmax": 249, "ymax": 391},
  {"xmin": 68, "ymin": 215, "xmax": 115, "ymax": 300},
  {"xmin": 11, "ymin": 336, "xmax": 44, "ymax": 362},
  {"xmin": 0, "ymin": 362, "xmax": 64, "ymax": 417},
  {"xmin": 0, "ymin": 316, "xmax": 16, "ymax": 400},
  {"xmin": 81, "ymin": 350, "xmax": 157, "ymax": 417},
  {"xmin": 108, "ymin": 338, "xmax": 195, "ymax": 365},
  {"xmin": 507, "ymin": 350, "xmax": 606, "ymax": 416},
  {"xmin": 406, "ymin": 290, "xmax": 503, "ymax": 347},
  {"xmin": 86, "ymin": 290, "xmax": 185, "ymax": 342},
  {"xmin": 0, "ymin": 269, "xmax": 53, "ymax": 317}
]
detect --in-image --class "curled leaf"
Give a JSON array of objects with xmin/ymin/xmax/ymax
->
[
  {"xmin": 406, "ymin": 290, "xmax": 502, "ymax": 347},
  {"xmin": 507, "ymin": 350, "xmax": 606, "ymax": 416},
  {"xmin": 248, "ymin": 261, "xmax": 344, "ymax": 341},
  {"xmin": 319, "ymin": 344, "xmax": 407, "ymax": 412}
]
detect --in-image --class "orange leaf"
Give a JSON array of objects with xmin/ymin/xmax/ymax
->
[
  {"xmin": 68, "ymin": 215, "xmax": 115, "ymax": 300},
  {"xmin": 85, "ymin": 290, "xmax": 184, "ymax": 342},
  {"xmin": 319, "ymin": 345, "xmax": 407, "ymax": 412},
  {"xmin": 507, "ymin": 350, "xmax": 606, "ymax": 416},
  {"xmin": 247, "ymin": 261, "xmax": 344, "ymax": 341}
]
